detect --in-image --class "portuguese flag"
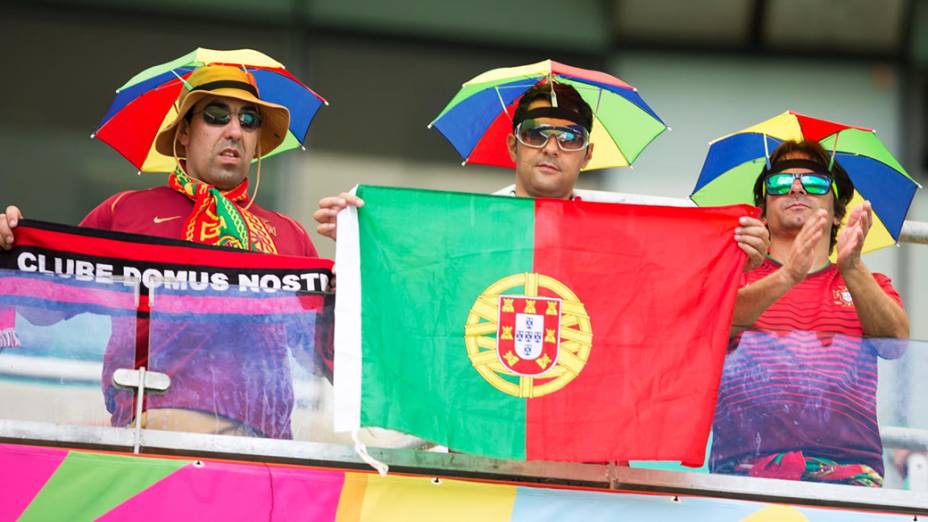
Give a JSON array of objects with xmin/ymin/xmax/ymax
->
[{"xmin": 334, "ymin": 185, "xmax": 755, "ymax": 465}]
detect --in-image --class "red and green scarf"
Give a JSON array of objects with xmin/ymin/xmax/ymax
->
[
  {"xmin": 723, "ymin": 451, "xmax": 883, "ymax": 487},
  {"xmin": 168, "ymin": 166, "xmax": 278, "ymax": 254}
]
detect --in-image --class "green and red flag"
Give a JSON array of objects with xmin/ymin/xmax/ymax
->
[{"xmin": 334, "ymin": 186, "xmax": 755, "ymax": 465}]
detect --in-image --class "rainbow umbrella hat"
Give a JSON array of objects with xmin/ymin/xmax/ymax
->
[
  {"xmin": 691, "ymin": 110, "xmax": 920, "ymax": 254},
  {"xmin": 93, "ymin": 48, "xmax": 329, "ymax": 173},
  {"xmin": 428, "ymin": 59, "xmax": 667, "ymax": 171}
]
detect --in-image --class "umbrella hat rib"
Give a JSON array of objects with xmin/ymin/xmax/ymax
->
[
  {"xmin": 431, "ymin": 79, "xmax": 533, "ymax": 160},
  {"xmin": 118, "ymin": 49, "xmax": 198, "ymax": 91},
  {"xmin": 462, "ymin": 59, "xmax": 551, "ymax": 85},
  {"xmin": 837, "ymin": 153, "xmax": 920, "ymax": 238},
  {"xmin": 550, "ymin": 60, "xmax": 634, "ymax": 90},
  {"xmin": 693, "ymin": 133, "xmax": 783, "ymax": 194},
  {"xmin": 559, "ymin": 78, "xmax": 665, "ymax": 168},
  {"xmin": 557, "ymin": 74, "xmax": 662, "ymax": 124},
  {"xmin": 433, "ymin": 77, "xmax": 539, "ymax": 124},
  {"xmin": 99, "ymin": 68, "xmax": 194, "ymax": 129},
  {"xmin": 584, "ymin": 112, "xmax": 630, "ymax": 170},
  {"xmin": 733, "ymin": 111, "xmax": 804, "ymax": 142},
  {"xmin": 118, "ymin": 48, "xmax": 283, "ymax": 91},
  {"xmin": 95, "ymin": 81, "xmax": 184, "ymax": 170},
  {"xmin": 791, "ymin": 110, "xmax": 872, "ymax": 141},
  {"xmin": 821, "ymin": 130, "xmax": 915, "ymax": 183},
  {"xmin": 192, "ymin": 48, "xmax": 283, "ymax": 69},
  {"xmin": 835, "ymin": 189, "xmax": 897, "ymax": 256},
  {"xmin": 691, "ymin": 159, "xmax": 767, "ymax": 207}
]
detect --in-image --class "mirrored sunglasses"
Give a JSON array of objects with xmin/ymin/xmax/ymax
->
[
  {"xmin": 515, "ymin": 122, "xmax": 589, "ymax": 152},
  {"xmin": 765, "ymin": 172, "xmax": 833, "ymax": 196},
  {"xmin": 197, "ymin": 104, "xmax": 263, "ymax": 130}
]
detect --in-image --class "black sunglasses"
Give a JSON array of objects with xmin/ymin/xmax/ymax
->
[{"xmin": 194, "ymin": 104, "xmax": 263, "ymax": 130}]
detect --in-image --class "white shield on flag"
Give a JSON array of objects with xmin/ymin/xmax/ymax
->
[
  {"xmin": 496, "ymin": 295, "xmax": 561, "ymax": 377},
  {"xmin": 514, "ymin": 313, "xmax": 544, "ymax": 360}
]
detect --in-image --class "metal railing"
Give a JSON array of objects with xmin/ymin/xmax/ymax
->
[
  {"xmin": 0, "ymin": 419, "xmax": 926, "ymax": 516},
  {"xmin": 2, "ymin": 190, "xmax": 928, "ymax": 515},
  {"xmin": 901, "ymin": 220, "xmax": 928, "ymax": 244}
]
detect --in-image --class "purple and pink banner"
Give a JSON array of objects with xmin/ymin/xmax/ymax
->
[
  {"xmin": 0, "ymin": 221, "xmax": 336, "ymax": 434},
  {"xmin": 0, "ymin": 220, "xmax": 333, "ymax": 314},
  {"xmin": 0, "ymin": 219, "xmax": 334, "ymax": 348}
]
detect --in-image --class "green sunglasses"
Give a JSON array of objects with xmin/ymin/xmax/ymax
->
[{"xmin": 764, "ymin": 172, "xmax": 834, "ymax": 196}]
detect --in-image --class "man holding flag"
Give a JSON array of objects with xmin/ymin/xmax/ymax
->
[
  {"xmin": 1, "ymin": 64, "xmax": 325, "ymax": 437},
  {"xmin": 3, "ymin": 64, "xmax": 318, "ymax": 255},
  {"xmin": 312, "ymin": 80, "xmax": 770, "ymax": 271},
  {"xmin": 311, "ymin": 79, "xmax": 772, "ymax": 464}
]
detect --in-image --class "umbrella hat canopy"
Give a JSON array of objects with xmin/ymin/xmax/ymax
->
[
  {"xmin": 691, "ymin": 110, "xmax": 920, "ymax": 255},
  {"xmin": 94, "ymin": 48, "xmax": 328, "ymax": 173},
  {"xmin": 429, "ymin": 59, "xmax": 667, "ymax": 171}
]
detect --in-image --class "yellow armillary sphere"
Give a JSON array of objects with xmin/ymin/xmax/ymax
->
[{"xmin": 464, "ymin": 272, "xmax": 592, "ymax": 398}]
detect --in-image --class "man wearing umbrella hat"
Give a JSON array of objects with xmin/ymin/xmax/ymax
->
[
  {"xmin": 0, "ymin": 64, "xmax": 323, "ymax": 438},
  {"xmin": 85, "ymin": 64, "xmax": 318, "ymax": 256},
  {"xmin": 711, "ymin": 139, "xmax": 909, "ymax": 486},
  {"xmin": 4, "ymin": 64, "xmax": 317, "ymax": 255},
  {"xmin": 313, "ymin": 81, "xmax": 770, "ymax": 269}
]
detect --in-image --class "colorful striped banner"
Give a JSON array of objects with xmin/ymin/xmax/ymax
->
[{"xmin": 0, "ymin": 444, "xmax": 909, "ymax": 521}]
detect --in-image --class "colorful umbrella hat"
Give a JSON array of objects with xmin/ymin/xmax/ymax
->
[
  {"xmin": 93, "ymin": 48, "xmax": 329, "ymax": 173},
  {"xmin": 691, "ymin": 110, "xmax": 920, "ymax": 255},
  {"xmin": 428, "ymin": 59, "xmax": 667, "ymax": 171}
]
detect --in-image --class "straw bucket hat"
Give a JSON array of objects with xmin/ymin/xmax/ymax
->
[{"xmin": 155, "ymin": 64, "xmax": 290, "ymax": 158}]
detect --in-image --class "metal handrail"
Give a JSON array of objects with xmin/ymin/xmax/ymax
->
[
  {"xmin": 881, "ymin": 426, "xmax": 928, "ymax": 451},
  {"xmin": 901, "ymin": 220, "xmax": 928, "ymax": 244},
  {"xmin": 0, "ymin": 419, "xmax": 925, "ymax": 515}
]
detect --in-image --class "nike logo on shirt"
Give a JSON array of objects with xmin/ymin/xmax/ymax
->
[{"xmin": 153, "ymin": 216, "xmax": 181, "ymax": 224}]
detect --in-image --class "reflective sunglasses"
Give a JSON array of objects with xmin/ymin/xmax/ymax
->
[
  {"xmin": 515, "ymin": 122, "xmax": 590, "ymax": 152},
  {"xmin": 764, "ymin": 172, "xmax": 834, "ymax": 196},
  {"xmin": 196, "ymin": 104, "xmax": 263, "ymax": 130}
]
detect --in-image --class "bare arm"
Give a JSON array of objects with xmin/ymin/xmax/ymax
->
[
  {"xmin": 837, "ymin": 202, "xmax": 909, "ymax": 340},
  {"xmin": 312, "ymin": 193, "xmax": 364, "ymax": 241},
  {"xmin": 730, "ymin": 270, "xmax": 797, "ymax": 336},
  {"xmin": 730, "ymin": 210, "xmax": 828, "ymax": 335}
]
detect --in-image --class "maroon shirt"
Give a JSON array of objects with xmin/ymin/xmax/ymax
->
[
  {"xmin": 80, "ymin": 186, "xmax": 317, "ymax": 257},
  {"xmin": 711, "ymin": 258, "xmax": 904, "ymax": 475},
  {"xmin": 80, "ymin": 185, "xmax": 320, "ymax": 438}
]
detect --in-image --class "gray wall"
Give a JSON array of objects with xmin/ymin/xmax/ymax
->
[{"xmin": 1, "ymin": 0, "xmax": 925, "ymax": 435}]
